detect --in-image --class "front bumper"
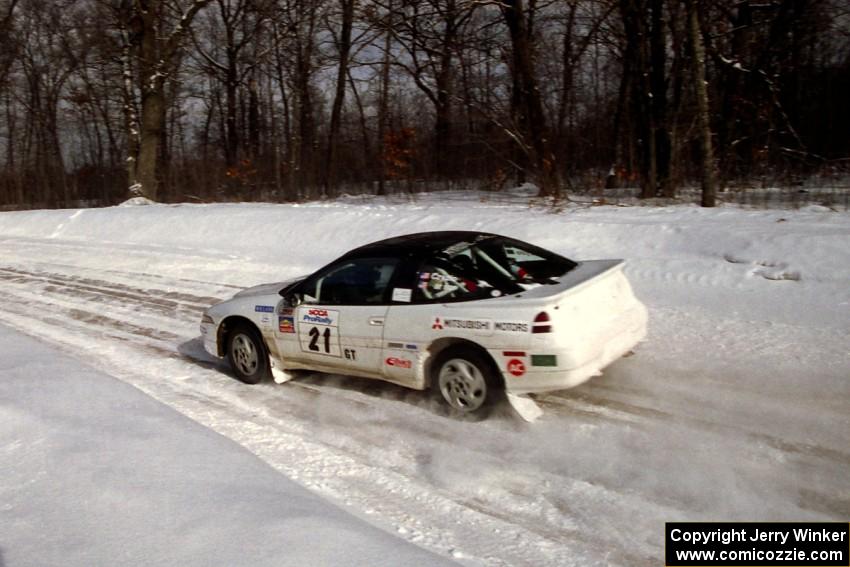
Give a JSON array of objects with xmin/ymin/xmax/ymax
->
[{"xmin": 200, "ymin": 321, "xmax": 220, "ymax": 358}]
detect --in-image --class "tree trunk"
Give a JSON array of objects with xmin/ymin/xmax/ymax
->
[
  {"xmin": 225, "ymin": 61, "xmax": 239, "ymax": 168},
  {"xmin": 650, "ymin": 0, "xmax": 672, "ymax": 197},
  {"xmin": 348, "ymin": 68, "xmax": 373, "ymax": 173},
  {"xmin": 621, "ymin": 0, "xmax": 657, "ymax": 198},
  {"xmin": 121, "ymin": 25, "xmax": 140, "ymax": 193},
  {"xmin": 500, "ymin": 0, "xmax": 560, "ymax": 196},
  {"xmin": 376, "ymin": 4, "xmax": 392, "ymax": 197},
  {"xmin": 433, "ymin": 1, "xmax": 457, "ymax": 180},
  {"xmin": 248, "ymin": 77, "xmax": 260, "ymax": 160},
  {"xmin": 137, "ymin": 82, "xmax": 165, "ymax": 201},
  {"xmin": 687, "ymin": 0, "xmax": 717, "ymax": 207},
  {"xmin": 295, "ymin": 3, "xmax": 318, "ymax": 199},
  {"xmin": 125, "ymin": 0, "xmax": 213, "ymax": 200},
  {"xmin": 324, "ymin": 0, "xmax": 354, "ymax": 198}
]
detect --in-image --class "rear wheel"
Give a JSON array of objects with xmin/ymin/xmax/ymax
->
[
  {"xmin": 226, "ymin": 323, "xmax": 269, "ymax": 384},
  {"xmin": 432, "ymin": 346, "xmax": 502, "ymax": 417}
]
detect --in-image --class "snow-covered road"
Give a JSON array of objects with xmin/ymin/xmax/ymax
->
[
  {"xmin": 0, "ymin": 324, "xmax": 461, "ymax": 567},
  {"xmin": 0, "ymin": 195, "xmax": 848, "ymax": 566}
]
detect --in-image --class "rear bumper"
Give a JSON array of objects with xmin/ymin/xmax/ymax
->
[{"xmin": 502, "ymin": 303, "xmax": 648, "ymax": 394}]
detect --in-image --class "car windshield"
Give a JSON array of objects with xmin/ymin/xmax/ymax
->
[{"xmin": 415, "ymin": 236, "xmax": 577, "ymax": 302}]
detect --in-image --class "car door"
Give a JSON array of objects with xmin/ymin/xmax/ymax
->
[
  {"xmin": 381, "ymin": 251, "xmax": 492, "ymax": 388},
  {"xmin": 381, "ymin": 245, "xmax": 523, "ymax": 388},
  {"xmin": 278, "ymin": 257, "xmax": 400, "ymax": 378}
]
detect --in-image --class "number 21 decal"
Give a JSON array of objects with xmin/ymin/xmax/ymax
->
[
  {"xmin": 298, "ymin": 307, "xmax": 340, "ymax": 357},
  {"xmin": 308, "ymin": 326, "xmax": 332, "ymax": 353}
]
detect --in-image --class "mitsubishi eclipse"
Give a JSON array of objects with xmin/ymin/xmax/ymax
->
[{"xmin": 200, "ymin": 231, "xmax": 647, "ymax": 417}]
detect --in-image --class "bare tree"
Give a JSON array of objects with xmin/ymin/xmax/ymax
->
[
  {"xmin": 190, "ymin": 0, "xmax": 269, "ymax": 170},
  {"xmin": 500, "ymin": 0, "xmax": 561, "ymax": 196},
  {"xmin": 1, "ymin": 0, "xmax": 849, "ymax": 210},
  {"xmin": 0, "ymin": 0, "xmax": 19, "ymax": 79},
  {"xmin": 121, "ymin": 0, "xmax": 213, "ymax": 200},
  {"xmin": 387, "ymin": 0, "xmax": 478, "ymax": 180},
  {"xmin": 323, "ymin": 0, "xmax": 355, "ymax": 197},
  {"xmin": 687, "ymin": 0, "xmax": 716, "ymax": 206}
]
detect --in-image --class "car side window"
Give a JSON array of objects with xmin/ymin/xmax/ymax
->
[
  {"xmin": 299, "ymin": 257, "xmax": 399, "ymax": 305},
  {"xmin": 504, "ymin": 244, "xmax": 546, "ymax": 263},
  {"xmin": 412, "ymin": 255, "xmax": 495, "ymax": 304},
  {"xmin": 489, "ymin": 238, "xmax": 577, "ymax": 281}
]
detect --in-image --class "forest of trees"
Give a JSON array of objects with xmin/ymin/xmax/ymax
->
[{"xmin": 0, "ymin": 0, "xmax": 848, "ymax": 209}]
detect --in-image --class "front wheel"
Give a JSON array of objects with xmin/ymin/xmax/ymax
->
[
  {"xmin": 226, "ymin": 323, "xmax": 269, "ymax": 384},
  {"xmin": 432, "ymin": 347, "xmax": 502, "ymax": 418}
]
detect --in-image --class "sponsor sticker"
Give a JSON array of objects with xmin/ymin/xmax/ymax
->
[
  {"xmin": 385, "ymin": 357, "xmax": 412, "ymax": 369},
  {"xmin": 261, "ymin": 314, "xmax": 272, "ymax": 325},
  {"xmin": 494, "ymin": 321, "xmax": 529, "ymax": 333},
  {"xmin": 432, "ymin": 317, "xmax": 444, "ymax": 330},
  {"xmin": 392, "ymin": 288, "xmax": 412, "ymax": 303},
  {"xmin": 278, "ymin": 316, "xmax": 295, "ymax": 333},
  {"xmin": 255, "ymin": 305, "xmax": 275, "ymax": 313},
  {"xmin": 442, "ymin": 317, "xmax": 491, "ymax": 331},
  {"xmin": 279, "ymin": 307, "xmax": 293, "ymax": 316},
  {"xmin": 300, "ymin": 307, "xmax": 338, "ymax": 326},
  {"xmin": 531, "ymin": 354, "xmax": 557, "ymax": 367},
  {"xmin": 507, "ymin": 359, "xmax": 526, "ymax": 377},
  {"xmin": 404, "ymin": 344, "xmax": 418, "ymax": 351}
]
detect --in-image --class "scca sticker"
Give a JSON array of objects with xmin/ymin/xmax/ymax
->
[
  {"xmin": 301, "ymin": 308, "xmax": 338, "ymax": 326},
  {"xmin": 279, "ymin": 316, "xmax": 295, "ymax": 333},
  {"xmin": 385, "ymin": 357, "xmax": 412, "ymax": 369}
]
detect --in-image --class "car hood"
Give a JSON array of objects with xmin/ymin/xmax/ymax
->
[{"xmin": 232, "ymin": 276, "xmax": 305, "ymax": 299}]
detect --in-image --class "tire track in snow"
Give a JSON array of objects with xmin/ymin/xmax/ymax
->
[
  {"xmin": 541, "ymin": 389, "xmax": 850, "ymax": 468},
  {"xmin": 3, "ymin": 261, "xmax": 849, "ymax": 513},
  {"xmin": 0, "ymin": 266, "xmax": 222, "ymax": 311}
]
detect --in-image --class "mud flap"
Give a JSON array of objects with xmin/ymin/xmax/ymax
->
[
  {"xmin": 270, "ymin": 359, "xmax": 296, "ymax": 384},
  {"xmin": 507, "ymin": 393, "xmax": 543, "ymax": 422}
]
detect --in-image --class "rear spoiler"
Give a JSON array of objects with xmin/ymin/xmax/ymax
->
[{"xmin": 514, "ymin": 259, "xmax": 625, "ymax": 300}]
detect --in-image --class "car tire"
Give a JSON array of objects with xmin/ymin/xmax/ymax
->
[
  {"xmin": 431, "ymin": 346, "xmax": 503, "ymax": 418},
  {"xmin": 226, "ymin": 323, "xmax": 269, "ymax": 384}
]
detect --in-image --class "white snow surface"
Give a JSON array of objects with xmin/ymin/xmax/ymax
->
[
  {"xmin": 0, "ymin": 325, "xmax": 458, "ymax": 567},
  {"xmin": 0, "ymin": 191, "xmax": 848, "ymax": 566}
]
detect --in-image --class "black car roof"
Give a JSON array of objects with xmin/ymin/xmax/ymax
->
[{"xmin": 343, "ymin": 231, "xmax": 500, "ymax": 258}]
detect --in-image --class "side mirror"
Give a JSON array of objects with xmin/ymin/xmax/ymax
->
[{"xmin": 283, "ymin": 293, "xmax": 302, "ymax": 308}]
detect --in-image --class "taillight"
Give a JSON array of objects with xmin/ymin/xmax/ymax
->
[{"xmin": 532, "ymin": 311, "xmax": 552, "ymax": 333}]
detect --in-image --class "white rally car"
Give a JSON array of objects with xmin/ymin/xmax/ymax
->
[{"xmin": 200, "ymin": 232, "xmax": 647, "ymax": 417}]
